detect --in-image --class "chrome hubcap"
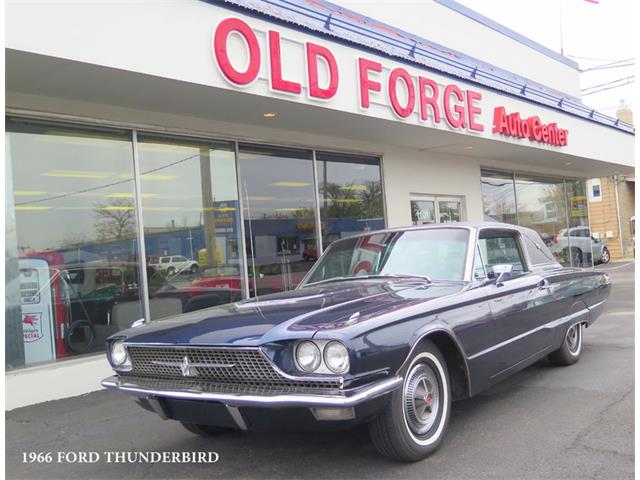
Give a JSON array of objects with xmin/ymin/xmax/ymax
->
[
  {"xmin": 566, "ymin": 324, "xmax": 581, "ymax": 353},
  {"xmin": 404, "ymin": 363, "xmax": 440, "ymax": 435}
]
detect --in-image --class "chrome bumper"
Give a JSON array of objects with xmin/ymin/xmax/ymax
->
[{"xmin": 101, "ymin": 375, "xmax": 402, "ymax": 408}]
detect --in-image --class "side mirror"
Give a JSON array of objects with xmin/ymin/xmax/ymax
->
[{"xmin": 492, "ymin": 264, "xmax": 513, "ymax": 285}]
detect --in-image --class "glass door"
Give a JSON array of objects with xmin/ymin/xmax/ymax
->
[
  {"xmin": 410, "ymin": 195, "xmax": 465, "ymax": 225},
  {"xmin": 437, "ymin": 196, "xmax": 464, "ymax": 223},
  {"xmin": 411, "ymin": 197, "xmax": 437, "ymax": 225}
]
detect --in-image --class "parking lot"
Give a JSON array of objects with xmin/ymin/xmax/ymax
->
[{"xmin": 6, "ymin": 262, "xmax": 634, "ymax": 480}]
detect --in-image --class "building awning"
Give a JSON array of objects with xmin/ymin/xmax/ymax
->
[{"xmin": 214, "ymin": 0, "xmax": 634, "ymax": 135}]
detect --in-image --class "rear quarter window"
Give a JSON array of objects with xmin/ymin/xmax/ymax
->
[{"xmin": 523, "ymin": 231, "xmax": 557, "ymax": 265}]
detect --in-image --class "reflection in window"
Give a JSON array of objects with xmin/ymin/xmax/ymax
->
[
  {"xmin": 5, "ymin": 120, "xmax": 142, "ymax": 368},
  {"xmin": 137, "ymin": 135, "xmax": 245, "ymax": 319},
  {"xmin": 481, "ymin": 169, "xmax": 593, "ymax": 268},
  {"xmin": 238, "ymin": 144, "xmax": 317, "ymax": 296},
  {"xmin": 515, "ymin": 175, "xmax": 569, "ymax": 266},
  {"xmin": 316, "ymin": 151, "xmax": 384, "ymax": 247},
  {"xmin": 480, "ymin": 170, "xmax": 517, "ymax": 224},
  {"xmin": 565, "ymin": 180, "xmax": 594, "ymax": 267}
]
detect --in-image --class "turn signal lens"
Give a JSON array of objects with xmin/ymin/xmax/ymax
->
[
  {"xmin": 324, "ymin": 341, "xmax": 350, "ymax": 374},
  {"xmin": 296, "ymin": 341, "xmax": 321, "ymax": 372}
]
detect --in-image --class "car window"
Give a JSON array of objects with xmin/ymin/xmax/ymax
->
[
  {"xmin": 161, "ymin": 258, "xmax": 170, "ymax": 264},
  {"xmin": 478, "ymin": 231, "xmax": 525, "ymax": 275},
  {"xmin": 522, "ymin": 230, "xmax": 557, "ymax": 265}
]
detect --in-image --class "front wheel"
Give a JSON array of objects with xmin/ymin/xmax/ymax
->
[
  {"xmin": 548, "ymin": 323, "xmax": 583, "ymax": 366},
  {"xmin": 600, "ymin": 247, "xmax": 610, "ymax": 264},
  {"xmin": 369, "ymin": 340, "xmax": 451, "ymax": 462},
  {"xmin": 180, "ymin": 422, "xmax": 236, "ymax": 436}
]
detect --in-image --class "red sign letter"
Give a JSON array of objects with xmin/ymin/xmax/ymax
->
[
  {"xmin": 306, "ymin": 42, "xmax": 339, "ymax": 100},
  {"xmin": 388, "ymin": 68, "xmax": 416, "ymax": 118},
  {"xmin": 268, "ymin": 30, "xmax": 302, "ymax": 94},
  {"xmin": 466, "ymin": 90, "xmax": 484, "ymax": 132},
  {"xmin": 358, "ymin": 58, "xmax": 382, "ymax": 109},
  {"xmin": 214, "ymin": 18, "xmax": 261, "ymax": 86},
  {"xmin": 418, "ymin": 76, "xmax": 441, "ymax": 124},
  {"xmin": 492, "ymin": 107, "xmax": 508, "ymax": 134},
  {"xmin": 443, "ymin": 84, "xmax": 467, "ymax": 129}
]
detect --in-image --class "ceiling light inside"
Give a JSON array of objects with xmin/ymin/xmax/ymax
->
[{"xmin": 271, "ymin": 182, "xmax": 311, "ymax": 187}]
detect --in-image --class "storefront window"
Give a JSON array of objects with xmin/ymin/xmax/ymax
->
[
  {"xmin": 5, "ymin": 119, "xmax": 388, "ymax": 369},
  {"xmin": 481, "ymin": 169, "xmax": 593, "ymax": 268},
  {"xmin": 514, "ymin": 175, "xmax": 569, "ymax": 266},
  {"xmin": 316, "ymin": 151, "xmax": 384, "ymax": 248},
  {"xmin": 480, "ymin": 170, "xmax": 517, "ymax": 224},
  {"xmin": 137, "ymin": 135, "xmax": 245, "ymax": 319},
  {"xmin": 565, "ymin": 180, "xmax": 595, "ymax": 267},
  {"xmin": 238, "ymin": 144, "xmax": 317, "ymax": 296},
  {"xmin": 5, "ymin": 120, "xmax": 142, "ymax": 368}
]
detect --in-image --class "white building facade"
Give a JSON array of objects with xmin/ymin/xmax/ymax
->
[{"xmin": 5, "ymin": 0, "xmax": 634, "ymax": 409}]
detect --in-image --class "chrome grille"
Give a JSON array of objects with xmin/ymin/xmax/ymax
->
[
  {"xmin": 118, "ymin": 376, "xmax": 342, "ymax": 396},
  {"xmin": 124, "ymin": 345, "xmax": 341, "ymax": 390}
]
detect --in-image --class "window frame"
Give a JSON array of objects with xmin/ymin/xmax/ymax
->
[{"xmin": 476, "ymin": 227, "xmax": 530, "ymax": 278}]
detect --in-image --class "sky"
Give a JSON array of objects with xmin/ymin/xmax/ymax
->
[{"xmin": 456, "ymin": 0, "xmax": 636, "ymax": 120}]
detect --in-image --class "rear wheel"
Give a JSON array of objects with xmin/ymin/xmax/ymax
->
[
  {"xmin": 180, "ymin": 422, "xmax": 236, "ymax": 436},
  {"xmin": 369, "ymin": 340, "xmax": 451, "ymax": 462},
  {"xmin": 548, "ymin": 323, "xmax": 583, "ymax": 366}
]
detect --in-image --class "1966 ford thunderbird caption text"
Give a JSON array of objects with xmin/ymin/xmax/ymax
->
[{"xmin": 103, "ymin": 223, "xmax": 609, "ymax": 462}]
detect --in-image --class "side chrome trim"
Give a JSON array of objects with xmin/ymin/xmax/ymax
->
[
  {"xmin": 588, "ymin": 299, "xmax": 608, "ymax": 311},
  {"xmin": 467, "ymin": 308, "xmax": 589, "ymax": 361},
  {"xmin": 101, "ymin": 375, "xmax": 402, "ymax": 408}
]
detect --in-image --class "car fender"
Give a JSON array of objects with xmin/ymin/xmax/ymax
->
[{"xmin": 399, "ymin": 321, "xmax": 472, "ymax": 398}]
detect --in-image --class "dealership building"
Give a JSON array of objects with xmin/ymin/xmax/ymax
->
[{"xmin": 5, "ymin": 0, "xmax": 634, "ymax": 408}]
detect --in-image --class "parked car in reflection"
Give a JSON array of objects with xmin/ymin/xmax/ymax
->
[
  {"xmin": 191, "ymin": 261, "xmax": 310, "ymax": 296},
  {"xmin": 103, "ymin": 223, "xmax": 610, "ymax": 462},
  {"xmin": 148, "ymin": 255, "xmax": 199, "ymax": 276},
  {"xmin": 550, "ymin": 227, "xmax": 610, "ymax": 266}
]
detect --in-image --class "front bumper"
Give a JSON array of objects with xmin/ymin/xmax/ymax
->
[{"xmin": 101, "ymin": 375, "xmax": 402, "ymax": 408}]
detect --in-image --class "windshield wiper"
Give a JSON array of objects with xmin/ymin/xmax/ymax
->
[{"xmin": 304, "ymin": 273, "xmax": 432, "ymax": 287}]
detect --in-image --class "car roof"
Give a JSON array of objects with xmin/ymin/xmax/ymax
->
[{"xmin": 339, "ymin": 222, "xmax": 539, "ymax": 239}]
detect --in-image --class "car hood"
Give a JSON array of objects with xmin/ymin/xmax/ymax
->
[{"xmin": 120, "ymin": 279, "xmax": 464, "ymax": 346}]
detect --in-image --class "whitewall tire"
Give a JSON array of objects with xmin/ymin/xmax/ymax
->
[{"xmin": 369, "ymin": 340, "xmax": 451, "ymax": 462}]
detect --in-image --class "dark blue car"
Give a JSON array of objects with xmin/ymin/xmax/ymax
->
[{"xmin": 103, "ymin": 223, "xmax": 610, "ymax": 461}]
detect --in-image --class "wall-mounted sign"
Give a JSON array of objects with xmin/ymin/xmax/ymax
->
[
  {"xmin": 212, "ymin": 17, "xmax": 484, "ymax": 133},
  {"xmin": 492, "ymin": 107, "xmax": 569, "ymax": 146},
  {"xmin": 212, "ymin": 17, "xmax": 575, "ymax": 147}
]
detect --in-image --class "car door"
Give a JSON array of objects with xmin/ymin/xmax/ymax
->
[{"xmin": 477, "ymin": 228, "xmax": 555, "ymax": 380}]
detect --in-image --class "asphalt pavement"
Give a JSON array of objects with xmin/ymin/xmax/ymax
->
[{"xmin": 6, "ymin": 262, "xmax": 635, "ymax": 480}]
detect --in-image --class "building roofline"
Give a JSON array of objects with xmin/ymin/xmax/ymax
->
[
  {"xmin": 434, "ymin": 0, "xmax": 579, "ymax": 70},
  {"xmin": 211, "ymin": 0, "xmax": 634, "ymax": 135}
]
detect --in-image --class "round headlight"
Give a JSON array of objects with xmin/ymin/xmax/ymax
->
[
  {"xmin": 296, "ymin": 341, "xmax": 321, "ymax": 372},
  {"xmin": 324, "ymin": 341, "xmax": 350, "ymax": 374},
  {"xmin": 110, "ymin": 340, "xmax": 128, "ymax": 366}
]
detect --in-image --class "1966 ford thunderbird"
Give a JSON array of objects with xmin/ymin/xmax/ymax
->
[{"xmin": 103, "ymin": 223, "xmax": 610, "ymax": 461}]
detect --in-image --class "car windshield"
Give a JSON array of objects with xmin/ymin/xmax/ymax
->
[{"xmin": 301, "ymin": 228, "xmax": 470, "ymax": 286}]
